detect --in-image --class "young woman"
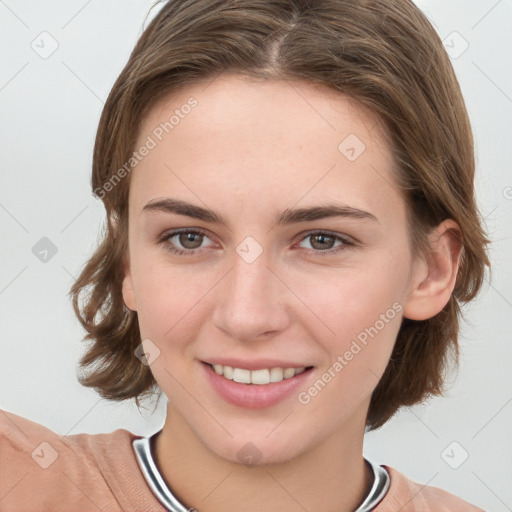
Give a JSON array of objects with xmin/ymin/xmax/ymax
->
[{"xmin": 0, "ymin": 0, "xmax": 490, "ymax": 510}]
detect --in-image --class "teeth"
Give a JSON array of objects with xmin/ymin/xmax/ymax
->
[
  {"xmin": 269, "ymin": 367, "xmax": 283, "ymax": 382},
  {"xmin": 233, "ymin": 368, "xmax": 251, "ymax": 384},
  {"xmin": 211, "ymin": 364, "xmax": 306, "ymax": 385},
  {"xmin": 283, "ymin": 368, "xmax": 295, "ymax": 379},
  {"xmin": 251, "ymin": 369, "xmax": 270, "ymax": 385},
  {"xmin": 223, "ymin": 366, "xmax": 234, "ymax": 379}
]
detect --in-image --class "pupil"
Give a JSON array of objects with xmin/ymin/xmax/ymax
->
[
  {"xmin": 181, "ymin": 232, "xmax": 202, "ymax": 248},
  {"xmin": 314, "ymin": 234, "xmax": 333, "ymax": 249}
]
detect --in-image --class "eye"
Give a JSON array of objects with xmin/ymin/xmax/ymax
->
[
  {"xmin": 158, "ymin": 229, "xmax": 214, "ymax": 255},
  {"xmin": 158, "ymin": 228, "xmax": 355, "ymax": 257},
  {"xmin": 296, "ymin": 231, "xmax": 354, "ymax": 255}
]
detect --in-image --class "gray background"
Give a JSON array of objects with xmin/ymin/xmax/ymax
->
[{"xmin": 1, "ymin": 1, "xmax": 511, "ymax": 510}]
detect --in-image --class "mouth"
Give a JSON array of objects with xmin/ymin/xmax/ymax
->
[
  {"xmin": 201, "ymin": 361, "xmax": 315, "ymax": 409},
  {"xmin": 206, "ymin": 362, "xmax": 313, "ymax": 385}
]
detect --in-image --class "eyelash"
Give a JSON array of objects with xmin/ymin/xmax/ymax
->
[{"xmin": 157, "ymin": 228, "xmax": 355, "ymax": 257}]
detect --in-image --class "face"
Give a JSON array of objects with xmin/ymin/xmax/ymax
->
[{"xmin": 122, "ymin": 75, "xmax": 425, "ymax": 465}]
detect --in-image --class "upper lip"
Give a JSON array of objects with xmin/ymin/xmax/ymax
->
[{"xmin": 202, "ymin": 358, "xmax": 313, "ymax": 371}]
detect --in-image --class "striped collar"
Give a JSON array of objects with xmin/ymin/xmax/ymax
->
[{"xmin": 133, "ymin": 432, "xmax": 390, "ymax": 511}]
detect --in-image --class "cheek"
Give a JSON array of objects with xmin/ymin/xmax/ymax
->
[
  {"xmin": 289, "ymin": 255, "xmax": 408, "ymax": 339},
  {"xmin": 131, "ymin": 260, "xmax": 218, "ymax": 346},
  {"xmin": 288, "ymin": 255, "xmax": 407, "ymax": 396},
  {"xmin": 294, "ymin": 279, "xmax": 403, "ymax": 421}
]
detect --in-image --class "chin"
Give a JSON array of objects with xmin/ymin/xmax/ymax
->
[
  {"xmin": 201, "ymin": 427, "xmax": 311, "ymax": 467},
  {"xmin": 218, "ymin": 445, "xmax": 300, "ymax": 467}
]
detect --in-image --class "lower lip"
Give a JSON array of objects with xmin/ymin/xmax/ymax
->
[{"xmin": 202, "ymin": 362, "xmax": 314, "ymax": 409}]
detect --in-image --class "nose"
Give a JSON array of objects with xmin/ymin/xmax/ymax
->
[{"xmin": 212, "ymin": 249, "xmax": 291, "ymax": 342}]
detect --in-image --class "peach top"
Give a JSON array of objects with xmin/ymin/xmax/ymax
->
[{"xmin": 0, "ymin": 409, "xmax": 484, "ymax": 511}]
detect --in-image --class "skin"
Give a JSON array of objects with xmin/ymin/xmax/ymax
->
[{"xmin": 121, "ymin": 75, "xmax": 462, "ymax": 512}]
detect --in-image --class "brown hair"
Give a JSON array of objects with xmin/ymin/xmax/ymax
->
[{"xmin": 69, "ymin": 0, "xmax": 490, "ymax": 430}]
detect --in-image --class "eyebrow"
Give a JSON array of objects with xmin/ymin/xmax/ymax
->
[{"xmin": 142, "ymin": 198, "xmax": 379, "ymax": 228}]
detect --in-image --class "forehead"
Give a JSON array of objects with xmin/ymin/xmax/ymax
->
[
  {"xmin": 129, "ymin": 75, "xmax": 402, "ymax": 224},
  {"xmin": 140, "ymin": 75, "xmax": 389, "ymax": 151}
]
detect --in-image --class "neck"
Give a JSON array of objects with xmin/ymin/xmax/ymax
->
[{"xmin": 153, "ymin": 404, "xmax": 373, "ymax": 512}]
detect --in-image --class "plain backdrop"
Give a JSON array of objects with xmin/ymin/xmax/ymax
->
[{"xmin": 1, "ymin": 1, "xmax": 511, "ymax": 510}]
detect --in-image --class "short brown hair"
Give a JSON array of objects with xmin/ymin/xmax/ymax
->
[{"xmin": 70, "ymin": 0, "xmax": 490, "ymax": 431}]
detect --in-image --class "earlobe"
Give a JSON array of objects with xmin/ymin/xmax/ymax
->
[
  {"xmin": 403, "ymin": 219, "xmax": 463, "ymax": 321},
  {"xmin": 121, "ymin": 252, "xmax": 137, "ymax": 312}
]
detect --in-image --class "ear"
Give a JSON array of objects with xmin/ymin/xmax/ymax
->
[
  {"xmin": 403, "ymin": 219, "xmax": 463, "ymax": 321},
  {"xmin": 121, "ymin": 250, "xmax": 137, "ymax": 312},
  {"xmin": 110, "ymin": 212, "xmax": 137, "ymax": 312}
]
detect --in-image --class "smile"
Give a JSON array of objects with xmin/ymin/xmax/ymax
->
[
  {"xmin": 210, "ymin": 364, "xmax": 307, "ymax": 385},
  {"xmin": 202, "ymin": 361, "xmax": 315, "ymax": 409}
]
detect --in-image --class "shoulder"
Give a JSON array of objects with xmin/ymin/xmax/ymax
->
[
  {"xmin": 376, "ymin": 464, "xmax": 485, "ymax": 512},
  {"xmin": 0, "ymin": 407, "xmax": 129, "ymax": 471},
  {"xmin": 0, "ymin": 408, "xmax": 160, "ymax": 512}
]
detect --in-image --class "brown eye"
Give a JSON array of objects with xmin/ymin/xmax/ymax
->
[
  {"xmin": 176, "ymin": 232, "xmax": 204, "ymax": 249},
  {"xmin": 297, "ymin": 231, "xmax": 353, "ymax": 256},
  {"xmin": 158, "ymin": 229, "xmax": 214, "ymax": 255},
  {"xmin": 309, "ymin": 234, "xmax": 336, "ymax": 250}
]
